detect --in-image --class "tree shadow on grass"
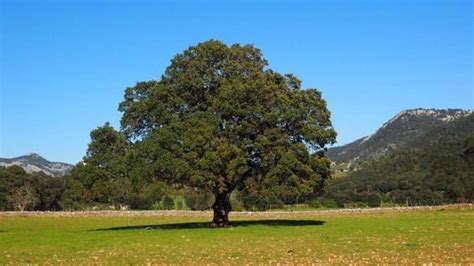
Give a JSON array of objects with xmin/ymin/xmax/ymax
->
[{"xmin": 94, "ymin": 219, "xmax": 326, "ymax": 231}]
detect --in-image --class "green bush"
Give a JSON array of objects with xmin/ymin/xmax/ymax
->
[
  {"xmin": 127, "ymin": 195, "xmax": 152, "ymax": 210},
  {"xmin": 308, "ymin": 199, "xmax": 322, "ymax": 208},
  {"xmin": 367, "ymin": 193, "xmax": 382, "ymax": 207},
  {"xmin": 145, "ymin": 182, "xmax": 165, "ymax": 204},
  {"xmin": 320, "ymin": 198, "xmax": 338, "ymax": 208},
  {"xmin": 176, "ymin": 200, "xmax": 184, "ymax": 210},
  {"xmin": 230, "ymin": 197, "xmax": 244, "ymax": 212},
  {"xmin": 151, "ymin": 202, "xmax": 163, "ymax": 210},
  {"xmin": 184, "ymin": 190, "xmax": 213, "ymax": 210},
  {"xmin": 162, "ymin": 196, "xmax": 175, "ymax": 210},
  {"xmin": 238, "ymin": 190, "xmax": 284, "ymax": 211}
]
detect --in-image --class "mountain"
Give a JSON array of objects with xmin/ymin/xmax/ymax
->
[
  {"xmin": 323, "ymin": 108, "xmax": 474, "ymax": 207},
  {"xmin": 0, "ymin": 153, "xmax": 73, "ymax": 177},
  {"xmin": 327, "ymin": 108, "xmax": 473, "ymax": 163}
]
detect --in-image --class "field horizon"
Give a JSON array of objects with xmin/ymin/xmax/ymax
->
[{"xmin": 1, "ymin": 203, "xmax": 471, "ymax": 217}]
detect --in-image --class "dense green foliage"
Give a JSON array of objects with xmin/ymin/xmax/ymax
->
[
  {"xmin": 0, "ymin": 166, "xmax": 63, "ymax": 211},
  {"xmin": 61, "ymin": 123, "xmax": 137, "ymax": 210},
  {"xmin": 325, "ymin": 114, "xmax": 474, "ymax": 207}
]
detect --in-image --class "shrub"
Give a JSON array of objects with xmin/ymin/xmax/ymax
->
[
  {"xmin": 367, "ymin": 193, "xmax": 382, "ymax": 207},
  {"xmin": 184, "ymin": 190, "xmax": 213, "ymax": 210},
  {"xmin": 127, "ymin": 195, "xmax": 152, "ymax": 210},
  {"xmin": 230, "ymin": 197, "xmax": 244, "ymax": 212},
  {"xmin": 308, "ymin": 199, "xmax": 322, "ymax": 208},
  {"xmin": 320, "ymin": 198, "xmax": 338, "ymax": 208},
  {"xmin": 162, "ymin": 196, "xmax": 175, "ymax": 210},
  {"xmin": 176, "ymin": 200, "xmax": 184, "ymax": 210}
]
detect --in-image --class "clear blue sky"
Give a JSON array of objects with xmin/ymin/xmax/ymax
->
[{"xmin": 1, "ymin": 0, "xmax": 472, "ymax": 164}]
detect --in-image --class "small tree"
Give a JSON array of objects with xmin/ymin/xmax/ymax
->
[
  {"xmin": 12, "ymin": 183, "xmax": 39, "ymax": 211},
  {"xmin": 64, "ymin": 123, "xmax": 130, "ymax": 207}
]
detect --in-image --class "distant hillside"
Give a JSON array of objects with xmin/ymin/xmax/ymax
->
[
  {"xmin": 323, "ymin": 110, "xmax": 474, "ymax": 207},
  {"xmin": 0, "ymin": 153, "xmax": 73, "ymax": 177},
  {"xmin": 327, "ymin": 108, "xmax": 473, "ymax": 163}
]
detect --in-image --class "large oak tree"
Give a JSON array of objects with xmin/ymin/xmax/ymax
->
[{"xmin": 117, "ymin": 40, "xmax": 336, "ymax": 226}]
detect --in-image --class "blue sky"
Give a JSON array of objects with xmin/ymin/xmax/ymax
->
[{"xmin": 1, "ymin": 0, "xmax": 472, "ymax": 164}]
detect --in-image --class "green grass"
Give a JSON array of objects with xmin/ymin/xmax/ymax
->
[{"xmin": 1, "ymin": 207, "xmax": 473, "ymax": 264}]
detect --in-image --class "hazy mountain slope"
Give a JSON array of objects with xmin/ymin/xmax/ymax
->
[
  {"xmin": 325, "ymin": 114, "xmax": 474, "ymax": 207},
  {"xmin": 327, "ymin": 108, "xmax": 472, "ymax": 163},
  {"xmin": 0, "ymin": 153, "xmax": 73, "ymax": 177}
]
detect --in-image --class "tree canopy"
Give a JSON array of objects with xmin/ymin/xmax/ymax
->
[
  {"xmin": 74, "ymin": 40, "xmax": 336, "ymax": 226},
  {"xmin": 116, "ymin": 40, "xmax": 336, "ymax": 226}
]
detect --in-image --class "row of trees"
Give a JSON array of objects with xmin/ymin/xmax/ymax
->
[
  {"xmin": 2, "ymin": 130, "xmax": 471, "ymax": 211},
  {"xmin": 59, "ymin": 121, "xmax": 327, "ymax": 211},
  {"xmin": 0, "ymin": 164, "xmax": 219, "ymax": 211},
  {"xmin": 0, "ymin": 162, "xmax": 319, "ymax": 212},
  {"xmin": 0, "ymin": 166, "xmax": 63, "ymax": 211}
]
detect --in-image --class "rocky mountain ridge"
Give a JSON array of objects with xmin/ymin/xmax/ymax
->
[
  {"xmin": 327, "ymin": 108, "xmax": 473, "ymax": 163},
  {"xmin": 0, "ymin": 153, "xmax": 73, "ymax": 177}
]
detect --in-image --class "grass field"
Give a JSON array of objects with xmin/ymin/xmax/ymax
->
[{"xmin": 1, "ymin": 206, "xmax": 473, "ymax": 264}]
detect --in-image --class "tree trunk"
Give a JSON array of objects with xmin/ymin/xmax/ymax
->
[{"xmin": 210, "ymin": 191, "xmax": 232, "ymax": 228}]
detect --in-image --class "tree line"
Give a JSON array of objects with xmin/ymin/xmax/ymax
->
[
  {"xmin": 322, "ymin": 130, "xmax": 474, "ymax": 208},
  {"xmin": 2, "ymin": 129, "xmax": 471, "ymax": 211},
  {"xmin": 0, "ymin": 166, "xmax": 63, "ymax": 211}
]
